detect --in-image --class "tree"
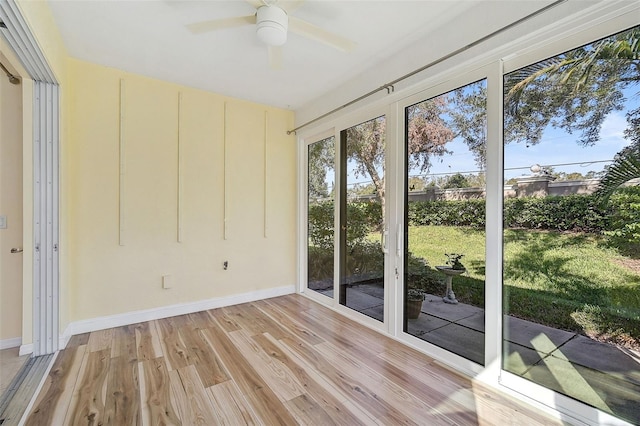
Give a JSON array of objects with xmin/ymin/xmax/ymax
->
[
  {"xmin": 449, "ymin": 83, "xmax": 487, "ymax": 167},
  {"xmin": 346, "ymin": 117, "xmax": 386, "ymax": 215},
  {"xmin": 408, "ymin": 176, "xmax": 428, "ymax": 192},
  {"xmin": 595, "ymin": 145, "xmax": 640, "ymax": 201},
  {"xmin": 504, "ymin": 26, "xmax": 640, "ymax": 201},
  {"xmin": 308, "ymin": 138, "xmax": 334, "ymax": 199},
  {"xmin": 445, "ymin": 27, "xmax": 640, "ymax": 167},
  {"xmin": 348, "ymin": 102, "xmax": 454, "ymax": 218},
  {"xmin": 442, "ymin": 173, "xmax": 471, "ymax": 189},
  {"xmin": 406, "ymin": 97, "xmax": 456, "ymax": 172},
  {"xmin": 504, "ymin": 26, "xmax": 639, "ymax": 147},
  {"xmin": 344, "ymin": 26, "xmax": 640, "ymax": 220},
  {"xmin": 348, "ymin": 182, "xmax": 377, "ymax": 197}
]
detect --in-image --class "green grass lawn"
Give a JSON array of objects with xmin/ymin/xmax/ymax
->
[{"xmin": 408, "ymin": 225, "xmax": 640, "ymax": 348}]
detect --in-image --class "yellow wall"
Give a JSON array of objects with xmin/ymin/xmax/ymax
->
[
  {"xmin": 67, "ymin": 58, "xmax": 296, "ymax": 321},
  {"xmin": 0, "ymin": 53, "xmax": 23, "ymax": 342},
  {"xmin": 8, "ymin": 0, "xmax": 296, "ymax": 336}
]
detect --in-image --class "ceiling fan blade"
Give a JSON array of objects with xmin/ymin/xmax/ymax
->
[
  {"xmin": 244, "ymin": 0, "xmax": 263, "ymax": 9},
  {"xmin": 279, "ymin": 0, "xmax": 305, "ymax": 13},
  {"xmin": 187, "ymin": 15, "xmax": 256, "ymax": 34},
  {"xmin": 268, "ymin": 46, "xmax": 283, "ymax": 70},
  {"xmin": 289, "ymin": 16, "xmax": 355, "ymax": 52}
]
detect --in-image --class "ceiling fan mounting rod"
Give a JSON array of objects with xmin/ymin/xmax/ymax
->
[{"xmin": 286, "ymin": 0, "xmax": 567, "ymax": 135}]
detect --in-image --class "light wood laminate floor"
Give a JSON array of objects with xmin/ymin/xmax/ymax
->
[
  {"xmin": 0, "ymin": 347, "xmax": 29, "ymax": 396},
  {"xmin": 25, "ymin": 294, "xmax": 562, "ymax": 425}
]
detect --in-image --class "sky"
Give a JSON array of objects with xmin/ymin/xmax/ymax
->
[
  {"xmin": 424, "ymin": 107, "xmax": 632, "ymax": 182},
  {"xmin": 340, "ymin": 108, "xmax": 632, "ymax": 189},
  {"xmin": 414, "ymin": 81, "xmax": 636, "ymax": 184},
  {"xmin": 348, "ymin": 86, "xmax": 636, "ymax": 187},
  {"xmin": 324, "ymin": 82, "xmax": 636, "ymax": 191}
]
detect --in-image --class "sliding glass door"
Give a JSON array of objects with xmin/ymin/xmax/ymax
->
[
  {"xmin": 303, "ymin": 12, "xmax": 638, "ymax": 425},
  {"xmin": 305, "ymin": 115, "xmax": 389, "ymax": 324},
  {"xmin": 403, "ymin": 79, "xmax": 487, "ymax": 364},
  {"xmin": 339, "ymin": 116, "xmax": 387, "ymax": 322}
]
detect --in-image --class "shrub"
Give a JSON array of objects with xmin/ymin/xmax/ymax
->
[
  {"xmin": 605, "ymin": 186, "xmax": 640, "ymax": 250},
  {"xmin": 308, "ymin": 241, "xmax": 385, "ymax": 285},
  {"xmin": 504, "ymin": 195, "xmax": 607, "ymax": 232},
  {"xmin": 308, "ymin": 201, "xmax": 335, "ymax": 250},
  {"xmin": 311, "ymin": 190, "xmax": 639, "ymax": 254},
  {"xmin": 346, "ymin": 241, "xmax": 385, "ymax": 278},
  {"xmin": 408, "ymin": 195, "xmax": 609, "ymax": 233},
  {"xmin": 406, "ymin": 254, "xmax": 444, "ymax": 292},
  {"xmin": 307, "ymin": 246, "xmax": 334, "ymax": 282},
  {"xmin": 408, "ymin": 199, "xmax": 486, "ymax": 228},
  {"xmin": 308, "ymin": 200, "xmax": 383, "ymax": 250}
]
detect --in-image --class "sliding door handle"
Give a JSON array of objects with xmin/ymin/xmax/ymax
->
[
  {"xmin": 11, "ymin": 247, "xmax": 23, "ymax": 253},
  {"xmin": 381, "ymin": 228, "xmax": 389, "ymax": 254}
]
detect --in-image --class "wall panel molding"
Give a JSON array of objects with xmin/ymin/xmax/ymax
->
[
  {"xmin": 223, "ymin": 101, "xmax": 228, "ymax": 240},
  {"xmin": 177, "ymin": 92, "xmax": 183, "ymax": 243},
  {"xmin": 118, "ymin": 78, "xmax": 126, "ymax": 246},
  {"xmin": 264, "ymin": 110, "xmax": 268, "ymax": 238}
]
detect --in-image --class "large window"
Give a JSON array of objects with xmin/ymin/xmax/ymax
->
[
  {"xmin": 404, "ymin": 80, "xmax": 487, "ymax": 364},
  {"xmin": 302, "ymin": 12, "xmax": 639, "ymax": 425},
  {"xmin": 503, "ymin": 26, "xmax": 640, "ymax": 424}
]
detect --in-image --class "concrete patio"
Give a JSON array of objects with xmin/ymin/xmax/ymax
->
[{"xmin": 314, "ymin": 283, "xmax": 640, "ymax": 424}]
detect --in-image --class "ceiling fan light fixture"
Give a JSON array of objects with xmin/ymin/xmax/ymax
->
[{"xmin": 256, "ymin": 5, "xmax": 288, "ymax": 46}]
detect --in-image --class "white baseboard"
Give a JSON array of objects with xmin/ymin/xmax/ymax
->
[
  {"xmin": 60, "ymin": 285, "xmax": 295, "ymax": 348},
  {"xmin": 17, "ymin": 336, "xmax": 78, "ymax": 356},
  {"xmin": 19, "ymin": 343, "xmax": 32, "ymax": 356},
  {"xmin": 0, "ymin": 337, "xmax": 21, "ymax": 350}
]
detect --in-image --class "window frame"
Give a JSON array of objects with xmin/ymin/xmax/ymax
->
[
  {"xmin": 394, "ymin": 64, "xmax": 496, "ymax": 376},
  {"xmin": 295, "ymin": 5, "xmax": 639, "ymax": 424}
]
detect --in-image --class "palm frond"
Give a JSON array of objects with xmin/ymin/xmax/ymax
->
[
  {"xmin": 595, "ymin": 148, "xmax": 640, "ymax": 201},
  {"xmin": 505, "ymin": 27, "xmax": 640, "ymax": 114}
]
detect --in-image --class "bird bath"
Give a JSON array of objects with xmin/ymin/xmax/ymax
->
[{"xmin": 435, "ymin": 266, "xmax": 466, "ymax": 304}]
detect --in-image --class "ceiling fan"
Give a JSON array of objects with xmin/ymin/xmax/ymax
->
[{"xmin": 186, "ymin": 0, "xmax": 356, "ymax": 68}]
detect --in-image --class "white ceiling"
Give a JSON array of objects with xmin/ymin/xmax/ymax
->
[
  {"xmin": 47, "ymin": 0, "xmax": 487, "ymax": 110},
  {"xmin": 48, "ymin": 0, "xmax": 567, "ymax": 111}
]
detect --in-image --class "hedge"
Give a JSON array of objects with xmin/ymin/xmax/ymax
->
[
  {"xmin": 409, "ymin": 193, "xmax": 619, "ymax": 233},
  {"xmin": 503, "ymin": 195, "xmax": 608, "ymax": 232},
  {"xmin": 310, "ymin": 187, "xmax": 640, "ymax": 239},
  {"xmin": 605, "ymin": 187, "xmax": 640, "ymax": 247},
  {"xmin": 408, "ymin": 199, "xmax": 486, "ymax": 228},
  {"xmin": 308, "ymin": 201, "xmax": 383, "ymax": 250}
]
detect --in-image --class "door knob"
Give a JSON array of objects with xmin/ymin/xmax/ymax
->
[{"xmin": 10, "ymin": 248, "xmax": 23, "ymax": 253}]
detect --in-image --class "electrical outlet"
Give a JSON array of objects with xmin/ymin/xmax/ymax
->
[{"xmin": 223, "ymin": 261, "xmax": 228, "ymax": 270}]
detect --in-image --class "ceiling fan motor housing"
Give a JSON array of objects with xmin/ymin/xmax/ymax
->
[{"xmin": 256, "ymin": 5, "xmax": 288, "ymax": 46}]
